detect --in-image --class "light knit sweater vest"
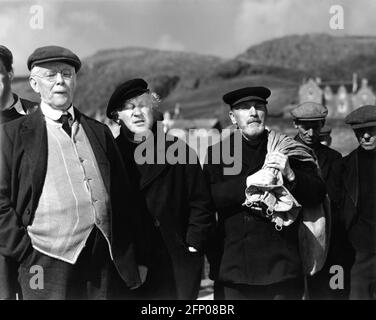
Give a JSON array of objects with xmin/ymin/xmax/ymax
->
[{"xmin": 27, "ymin": 119, "xmax": 112, "ymax": 264}]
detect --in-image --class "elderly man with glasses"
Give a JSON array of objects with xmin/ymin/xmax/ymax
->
[{"xmin": 0, "ymin": 46, "xmax": 142, "ymax": 299}]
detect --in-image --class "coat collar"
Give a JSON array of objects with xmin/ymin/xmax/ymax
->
[
  {"xmin": 20, "ymin": 107, "xmax": 48, "ymax": 212},
  {"xmin": 343, "ymin": 148, "xmax": 358, "ymax": 206},
  {"xmin": 117, "ymin": 123, "xmax": 170, "ymax": 190}
]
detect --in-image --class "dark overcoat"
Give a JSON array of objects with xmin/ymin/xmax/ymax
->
[
  {"xmin": 296, "ymin": 138, "xmax": 347, "ymax": 299},
  {"xmin": 116, "ymin": 123, "xmax": 215, "ymax": 299},
  {"xmin": 342, "ymin": 148, "xmax": 361, "ymax": 231},
  {"xmin": 0, "ymin": 96, "xmax": 38, "ymax": 299},
  {"xmin": 0, "ymin": 107, "xmax": 141, "ymax": 299},
  {"xmin": 203, "ymin": 131, "xmax": 327, "ymax": 286}
]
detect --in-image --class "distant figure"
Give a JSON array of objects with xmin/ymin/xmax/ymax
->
[
  {"xmin": 319, "ymin": 125, "xmax": 332, "ymax": 147},
  {"xmin": 291, "ymin": 102, "xmax": 347, "ymax": 300},
  {"xmin": 342, "ymin": 105, "xmax": 376, "ymax": 300},
  {"xmin": 0, "ymin": 45, "xmax": 37, "ymax": 124}
]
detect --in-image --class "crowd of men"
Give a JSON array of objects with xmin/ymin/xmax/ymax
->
[{"xmin": 0, "ymin": 44, "xmax": 375, "ymax": 300}]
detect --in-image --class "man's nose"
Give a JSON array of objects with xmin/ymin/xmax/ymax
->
[
  {"xmin": 248, "ymin": 106, "xmax": 257, "ymax": 116},
  {"xmin": 133, "ymin": 105, "xmax": 142, "ymax": 115},
  {"xmin": 307, "ymin": 128, "xmax": 314, "ymax": 136},
  {"xmin": 363, "ymin": 132, "xmax": 371, "ymax": 139},
  {"xmin": 55, "ymin": 72, "xmax": 65, "ymax": 84}
]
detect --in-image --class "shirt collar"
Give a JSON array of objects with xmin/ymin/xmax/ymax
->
[
  {"xmin": 2, "ymin": 94, "xmax": 25, "ymax": 115},
  {"xmin": 11, "ymin": 94, "xmax": 27, "ymax": 115},
  {"xmin": 40, "ymin": 101, "xmax": 75, "ymax": 122}
]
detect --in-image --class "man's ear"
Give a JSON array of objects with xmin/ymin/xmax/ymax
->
[
  {"xmin": 293, "ymin": 121, "xmax": 298, "ymax": 129},
  {"xmin": 8, "ymin": 69, "xmax": 14, "ymax": 81},
  {"xmin": 229, "ymin": 110, "xmax": 237, "ymax": 125},
  {"xmin": 29, "ymin": 76, "xmax": 40, "ymax": 94}
]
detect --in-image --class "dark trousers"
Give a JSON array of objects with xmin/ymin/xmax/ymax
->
[
  {"xmin": 132, "ymin": 229, "xmax": 176, "ymax": 300},
  {"xmin": 350, "ymin": 251, "xmax": 376, "ymax": 300},
  {"xmin": 306, "ymin": 264, "xmax": 350, "ymax": 300},
  {"xmin": 0, "ymin": 255, "xmax": 21, "ymax": 300},
  {"xmin": 219, "ymin": 277, "xmax": 304, "ymax": 300},
  {"xmin": 18, "ymin": 227, "xmax": 130, "ymax": 300}
]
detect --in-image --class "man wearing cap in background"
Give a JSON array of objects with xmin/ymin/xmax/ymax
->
[
  {"xmin": 291, "ymin": 102, "xmax": 346, "ymax": 299},
  {"xmin": 204, "ymin": 87, "xmax": 326, "ymax": 299},
  {"xmin": 342, "ymin": 105, "xmax": 376, "ymax": 300},
  {"xmin": 319, "ymin": 126, "xmax": 333, "ymax": 147},
  {"xmin": 0, "ymin": 46, "xmax": 141, "ymax": 299},
  {"xmin": 0, "ymin": 45, "xmax": 37, "ymax": 124},
  {"xmin": 106, "ymin": 78, "xmax": 215, "ymax": 299}
]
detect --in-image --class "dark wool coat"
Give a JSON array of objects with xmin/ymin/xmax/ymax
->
[
  {"xmin": 204, "ymin": 131, "xmax": 326, "ymax": 286},
  {"xmin": 115, "ymin": 123, "xmax": 215, "ymax": 299}
]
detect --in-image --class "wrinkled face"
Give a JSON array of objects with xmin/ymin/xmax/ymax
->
[
  {"xmin": 117, "ymin": 93, "xmax": 155, "ymax": 135},
  {"xmin": 0, "ymin": 59, "xmax": 12, "ymax": 101},
  {"xmin": 229, "ymin": 100, "xmax": 267, "ymax": 140},
  {"xmin": 295, "ymin": 120, "xmax": 324, "ymax": 145},
  {"xmin": 29, "ymin": 62, "xmax": 76, "ymax": 110},
  {"xmin": 354, "ymin": 126, "xmax": 376, "ymax": 151}
]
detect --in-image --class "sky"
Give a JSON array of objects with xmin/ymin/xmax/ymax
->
[{"xmin": 1, "ymin": 0, "xmax": 376, "ymax": 75}]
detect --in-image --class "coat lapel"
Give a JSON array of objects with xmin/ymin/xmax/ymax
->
[
  {"xmin": 139, "ymin": 139, "xmax": 170, "ymax": 190},
  {"xmin": 343, "ymin": 149, "xmax": 358, "ymax": 207},
  {"xmin": 315, "ymin": 144, "xmax": 329, "ymax": 179},
  {"xmin": 20, "ymin": 107, "xmax": 48, "ymax": 212},
  {"xmin": 78, "ymin": 110, "xmax": 111, "ymax": 193}
]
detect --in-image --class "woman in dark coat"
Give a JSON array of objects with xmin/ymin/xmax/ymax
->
[{"xmin": 106, "ymin": 79, "xmax": 215, "ymax": 300}]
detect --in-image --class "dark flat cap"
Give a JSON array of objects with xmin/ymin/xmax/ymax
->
[
  {"xmin": 291, "ymin": 102, "xmax": 328, "ymax": 121},
  {"xmin": 222, "ymin": 86, "xmax": 271, "ymax": 107},
  {"xmin": 0, "ymin": 45, "xmax": 13, "ymax": 69},
  {"xmin": 27, "ymin": 46, "xmax": 81, "ymax": 71},
  {"xmin": 345, "ymin": 105, "xmax": 376, "ymax": 129},
  {"xmin": 106, "ymin": 78, "xmax": 149, "ymax": 118},
  {"xmin": 319, "ymin": 125, "xmax": 332, "ymax": 136}
]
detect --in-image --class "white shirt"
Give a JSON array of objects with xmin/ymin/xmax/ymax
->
[{"xmin": 40, "ymin": 101, "xmax": 75, "ymax": 123}]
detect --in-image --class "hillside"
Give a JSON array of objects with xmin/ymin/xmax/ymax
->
[
  {"xmin": 237, "ymin": 33, "xmax": 376, "ymax": 81},
  {"xmin": 12, "ymin": 47, "xmax": 300, "ymax": 124}
]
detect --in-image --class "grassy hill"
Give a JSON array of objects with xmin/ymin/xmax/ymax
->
[
  {"xmin": 238, "ymin": 33, "xmax": 376, "ymax": 81},
  {"xmin": 12, "ymin": 47, "xmax": 301, "ymax": 126}
]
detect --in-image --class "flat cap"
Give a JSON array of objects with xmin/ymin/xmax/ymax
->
[
  {"xmin": 222, "ymin": 86, "xmax": 271, "ymax": 107},
  {"xmin": 0, "ymin": 45, "xmax": 13, "ymax": 68},
  {"xmin": 27, "ymin": 45, "xmax": 81, "ymax": 71},
  {"xmin": 291, "ymin": 101, "xmax": 328, "ymax": 121},
  {"xmin": 345, "ymin": 105, "xmax": 376, "ymax": 129},
  {"xmin": 319, "ymin": 125, "xmax": 332, "ymax": 136},
  {"xmin": 106, "ymin": 78, "xmax": 149, "ymax": 118}
]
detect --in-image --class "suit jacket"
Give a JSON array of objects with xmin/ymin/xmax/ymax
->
[
  {"xmin": 203, "ymin": 132, "xmax": 327, "ymax": 285},
  {"xmin": 116, "ymin": 123, "xmax": 215, "ymax": 299},
  {"xmin": 0, "ymin": 107, "xmax": 141, "ymax": 299}
]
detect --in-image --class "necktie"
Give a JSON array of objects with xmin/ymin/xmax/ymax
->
[{"xmin": 59, "ymin": 113, "xmax": 72, "ymax": 137}]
